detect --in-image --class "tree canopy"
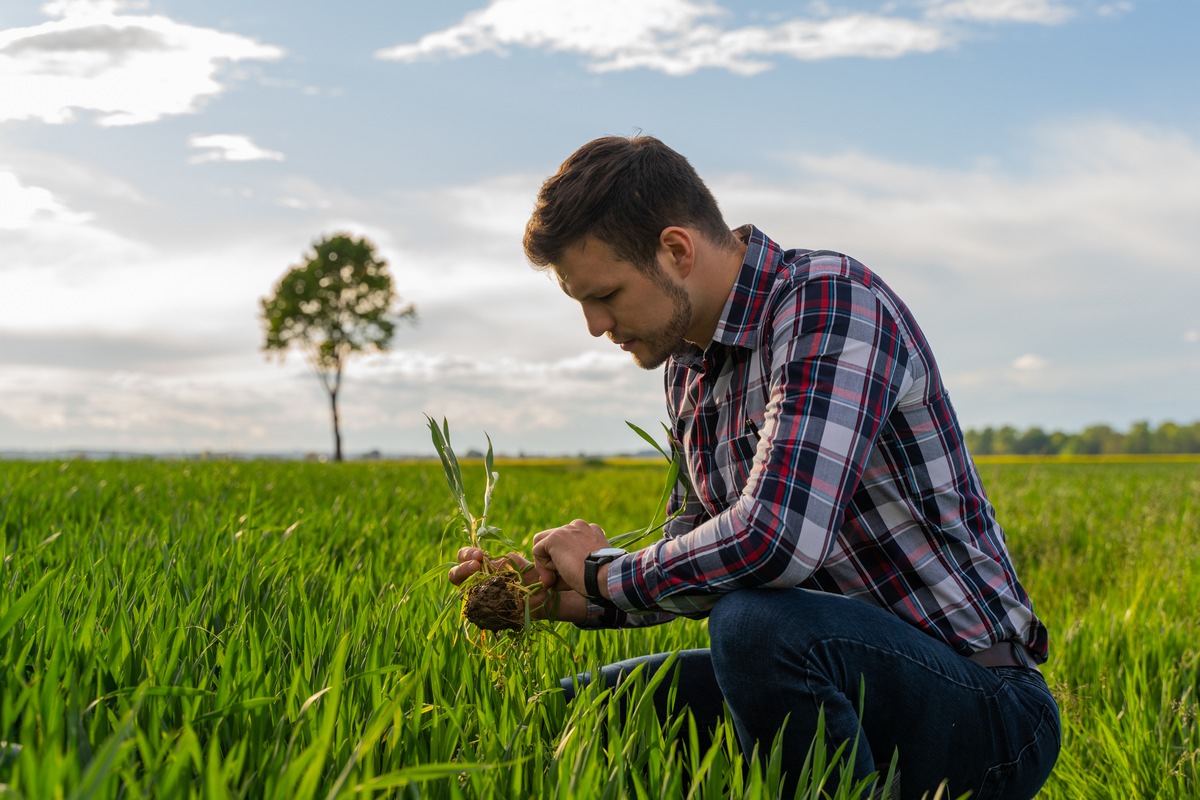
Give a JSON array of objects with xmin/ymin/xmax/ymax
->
[
  {"xmin": 964, "ymin": 419, "xmax": 1200, "ymax": 456},
  {"xmin": 260, "ymin": 232, "xmax": 416, "ymax": 461}
]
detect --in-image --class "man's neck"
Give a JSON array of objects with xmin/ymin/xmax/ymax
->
[{"xmin": 684, "ymin": 235, "xmax": 747, "ymax": 347}]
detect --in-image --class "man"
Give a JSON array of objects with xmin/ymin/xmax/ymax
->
[{"xmin": 449, "ymin": 135, "xmax": 1060, "ymax": 799}]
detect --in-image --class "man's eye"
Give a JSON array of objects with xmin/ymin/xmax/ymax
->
[{"xmin": 596, "ymin": 291, "xmax": 616, "ymax": 301}]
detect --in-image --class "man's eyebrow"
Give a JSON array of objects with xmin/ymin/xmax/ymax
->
[
  {"xmin": 555, "ymin": 275, "xmax": 581, "ymax": 300},
  {"xmin": 557, "ymin": 276, "xmax": 608, "ymax": 302},
  {"xmin": 578, "ymin": 286, "xmax": 616, "ymax": 302}
]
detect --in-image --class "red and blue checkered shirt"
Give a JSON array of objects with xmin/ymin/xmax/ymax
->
[{"xmin": 599, "ymin": 225, "xmax": 1049, "ymax": 661}]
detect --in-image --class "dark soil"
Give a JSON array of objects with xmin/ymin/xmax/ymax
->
[{"xmin": 462, "ymin": 571, "xmax": 526, "ymax": 632}]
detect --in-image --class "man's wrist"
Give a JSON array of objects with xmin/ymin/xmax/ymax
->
[
  {"xmin": 596, "ymin": 563, "xmax": 611, "ymax": 600},
  {"xmin": 583, "ymin": 546, "xmax": 624, "ymax": 606}
]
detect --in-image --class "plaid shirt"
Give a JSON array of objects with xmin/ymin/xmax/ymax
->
[{"xmin": 598, "ymin": 225, "xmax": 1049, "ymax": 661}]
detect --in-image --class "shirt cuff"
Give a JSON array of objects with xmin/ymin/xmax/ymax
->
[
  {"xmin": 606, "ymin": 541, "xmax": 722, "ymax": 619},
  {"xmin": 574, "ymin": 599, "xmax": 627, "ymax": 629}
]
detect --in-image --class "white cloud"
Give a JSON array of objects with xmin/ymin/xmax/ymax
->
[
  {"xmin": 0, "ymin": 165, "xmax": 150, "ymax": 281},
  {"xmin": 41, "ymin": 1, "xmax": 148, "ymax": 16},
  {"xmin": 377, "ymin": 0, "xmax": 949, "ymax": 75},
  {"xmin": 378, "ymin": 0, "xmax": 717, "ymax": 62},
  {"xmin": 0, "ymin": 169, "xmax": 90, "ymax": 228},
  {"xmin": 1185, "ymin": 330, "xmax": 1200, "ymax": 344},
  {"xmin": 1012, "ymin": 353, "xmax": 1048, "ymax": 371},
  {"xmin": 188, "ymin": 134, "xmax": 285, "ymax": 164},
  {"xmin": 0, "ymin": 176, "xmax": 293, "ymax": 337},
  {"xmin": 277, "ymin": 196, "xmax": 330, "ymax": 211},
  {"xmin": 999, "ymin": 354, "xmax": 1050, "ymax": 390},
  {"xmin": 596, "ymin": 15, "xmax": 948, "ymax": 74},
  {"xmin": 1097, "ymin": 2, "xmax": 1135, "ymax": 18},
  {"xmin": 923, "ymin": 0, "xmax": 1074, "ymax": 25},
  {"xmin": 0, "ymin": 361, "xmax": 285, "ymax": 449},
  {"xmin": 717, "ymin": 120, "xmax": 1200, "ymax": 300},
  {"xmin": 434, "ymin": 174, "xmax": 540, "ymax": 238},
  {"xmin": 0, "ymin": 0, "xmax": 283, "ymax": 125},
  {"xmin": 374, "ymin": 0, "xmax": 1105, "ymax": 75}
]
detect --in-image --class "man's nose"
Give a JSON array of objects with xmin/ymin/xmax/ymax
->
[{"xmin": 582, "ymin": 304, "xmax": 613, "ymax": 338}]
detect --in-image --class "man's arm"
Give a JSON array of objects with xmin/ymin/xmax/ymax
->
[
  {"xmin": 527, "ymin": 522, "xmax": 681, "ymax": 629},
  {"xmin": 608, "ymin": 273, "xmax": 912, "ymax": 616}
]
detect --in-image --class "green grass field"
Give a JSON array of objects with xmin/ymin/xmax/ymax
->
[{"xmin": 1, "ymin": 456, "xmax": 1197, "ymax": 798}]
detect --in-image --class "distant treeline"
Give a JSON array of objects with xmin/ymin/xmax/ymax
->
[{"xmin": 964, "ymin": 419, "xmax": 1200, "ymax": 456}]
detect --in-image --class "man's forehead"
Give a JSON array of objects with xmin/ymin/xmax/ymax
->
[
  {"xmin": 552, "ymin": 268, "xmax": 573, "ymax": 297},
  {"xmin": 554, "ymin": 267, "xmax": 591, "ymax": 302},
  {"xmin": 553, "ymin": 236, "xmax": 622, "ymax": 300}
]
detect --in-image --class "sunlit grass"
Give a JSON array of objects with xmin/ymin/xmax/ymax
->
[{"xmin": 1, "ymin": 457, "xmax": 1196, "ymax": 798}]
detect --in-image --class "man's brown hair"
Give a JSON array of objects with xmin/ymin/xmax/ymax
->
[{"xmin": 523, "ymin": 135, "xmax": 735, "ymax": 274}]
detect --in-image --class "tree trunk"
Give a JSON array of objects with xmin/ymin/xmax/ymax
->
[{"xmin": 329, "ymin": 386, "xmax": 342, "ymax": 462}]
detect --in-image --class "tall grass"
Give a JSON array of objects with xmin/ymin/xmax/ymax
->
[
  {"xmin": 0, "ymin": 457, "xmax": 1196, "ymax": 798},
  {"xmin": 978, "ymin": 460, "xmax": 1200, "ymax": 797}
]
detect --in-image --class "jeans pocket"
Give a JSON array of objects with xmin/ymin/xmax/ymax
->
[
  {"xmin": 991, "ymin": 665, "xmax": 1046, "ymax": 688},
  {"xmin": 974, "ymin": 699, "xmax": 1061, "ymax": 800}
]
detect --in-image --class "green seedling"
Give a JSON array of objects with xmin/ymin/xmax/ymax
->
[
  {"xmin": 426, "ymin": 415, "xmax": 687, "ymax": 636},
  {"xmin": 426, "ymin": 415, "xmax": 540, "ymax": 636},
  {"xmin": 609, "ymin": 420, "xmax": 690, "ymax": 551}
]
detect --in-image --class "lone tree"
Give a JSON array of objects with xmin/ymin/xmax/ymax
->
[{"xmin": 260, "ymin": 232, "xmax": 416, "ymax": 461}]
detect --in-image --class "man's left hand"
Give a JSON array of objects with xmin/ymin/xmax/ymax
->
[{"xmin": 531, "ymin": 519, "xmax": 611, "ymax": 596}]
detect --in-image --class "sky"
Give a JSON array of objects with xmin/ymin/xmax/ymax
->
[{"xmin": 1, "ymin": 0, "xmax": 1197, "ymax": 458}]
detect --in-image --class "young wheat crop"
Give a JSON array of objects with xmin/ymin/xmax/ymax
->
[{"xmin": 0, "ymin": 456, "xmax": 1196, "ymax": 797}]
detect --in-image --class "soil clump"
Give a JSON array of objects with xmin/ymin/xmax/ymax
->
[{"xmin": 463, "ymin": 571, "xmax": 525, "ymax": 632}]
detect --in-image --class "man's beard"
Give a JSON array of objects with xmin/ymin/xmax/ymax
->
[{"xmin": 627, "ymin": 276, "xmax": 692, "ymax": 370}]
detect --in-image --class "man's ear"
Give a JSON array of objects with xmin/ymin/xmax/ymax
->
[{"xmin": 658, "ymin": 227, "xmax": 695, "ymax": 278}]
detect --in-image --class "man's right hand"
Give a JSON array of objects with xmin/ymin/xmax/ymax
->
[{"xmin": 448, "ymin": 546, "xmax": 587, "ymax": 625}]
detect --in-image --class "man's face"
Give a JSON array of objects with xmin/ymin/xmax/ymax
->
[{"xmin": 555, "ymin": 236, "xmax": 693, "ymax": 370}]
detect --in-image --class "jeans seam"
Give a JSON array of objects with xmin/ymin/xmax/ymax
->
[
  {"xmin": 807, "ymin": 636, "xmax": 1008, "ymax": 696},
  {"xmin": 975, "ymin": 702, "xmax": 1058, "ymax": 800}
]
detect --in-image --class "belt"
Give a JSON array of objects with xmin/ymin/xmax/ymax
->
[{"xmin": 968, "ymin": 640, "xmax": 1039, "ymax": 670}]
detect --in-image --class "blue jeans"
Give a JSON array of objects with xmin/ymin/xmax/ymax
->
[{"xmin": 562, "ymin": 589, "xmax": 1060, "ymax": 800}]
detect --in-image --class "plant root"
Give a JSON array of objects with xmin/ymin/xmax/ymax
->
[{"xmin": 462, "ymin": 571, "xmax": 526, "ymax": 632}]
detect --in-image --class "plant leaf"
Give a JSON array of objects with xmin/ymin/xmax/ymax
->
[
  {"xmin": 626, "ymin": 421, "xmax": 670, "ymax": 461},
  {"xmin": 427, "ymin": 415, "xmax": 471, "ymax": 520}
]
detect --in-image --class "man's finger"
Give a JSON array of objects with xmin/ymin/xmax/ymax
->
[
  {"xmin": 448, "ymin": 559, "xmax": 482, "ymax": 586},
  {"xmin": 503, "ymin": 551, "xmax": 532, "ymax": 569},
  {"xmin": 537, "ymin": 564, "xmax": 564, "ymax": 591},
  {"xmin": 457, "ymin": 546, "xmax": 485, "ymax": 562},
  {"xmin": 533, "ymin": 557, "xmax": 556, "ymax": 586}
]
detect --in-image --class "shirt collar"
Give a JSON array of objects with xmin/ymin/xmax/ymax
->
[{"xmin": 672, "ymin": 224, "xmax": 779, "ymax": 368}]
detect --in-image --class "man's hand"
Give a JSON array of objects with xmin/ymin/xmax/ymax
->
[
  {"xmin": 530, "ymin": 519, "xmax": 612, "ymax": 597},
  {"xmin": 448, "ymin": 546, "xmax": 587, "ymax": 624}
]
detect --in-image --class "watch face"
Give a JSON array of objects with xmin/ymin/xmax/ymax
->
[{"xmin": 591, "ymin": 547, "xmax": 626, "ymax": 559}]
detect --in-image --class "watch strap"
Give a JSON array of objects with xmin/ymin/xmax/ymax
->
[{"xmin": 584, "ymin": 553, "xmax": 618, "ymax": 606}]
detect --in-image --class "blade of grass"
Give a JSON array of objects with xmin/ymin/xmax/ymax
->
[{"xmin": 0, "ymin": 568, "xmax": 57, "ymax": 639}]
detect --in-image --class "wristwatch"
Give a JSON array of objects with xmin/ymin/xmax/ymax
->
[{"xmin": 583, "ymin": 546, "xmax": 626, "ymax": 606}]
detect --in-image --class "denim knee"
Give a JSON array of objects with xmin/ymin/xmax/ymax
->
[
  {"xmin": 709, "ymin": 590, "xmax": 760, "ymax": 656},
  {"xmin": 710, "ymin": 588, "xmax": 817, "ymax": 653},
  {"xmin": 709, "ymin": 589, "xmax": 799, "ymax": 673}
]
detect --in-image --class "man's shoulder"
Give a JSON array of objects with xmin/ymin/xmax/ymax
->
[
  {"xmin": 777, "ymin": 248, "xmax": 870, "ymax": 282},
  {"xmin": 724, "ymin": 226, "xmax": 902, "ymax": 344},
  {"xmin": 738, "ymin": 228, "xmax": 866, "ymax": 287},
  {"xmin": 751, "ymin": 249, "xmax": 884, "ymax": 320}
]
